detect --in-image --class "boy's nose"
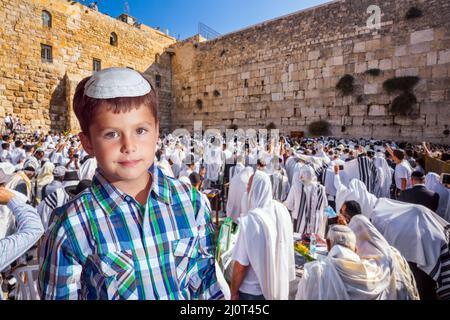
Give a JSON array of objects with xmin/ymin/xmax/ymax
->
[{"xmin": 120, "ymin": 135, "xmax": 137, "ymax": 154}]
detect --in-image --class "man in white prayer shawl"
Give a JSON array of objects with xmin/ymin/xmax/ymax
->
[
  {"xmin": 226, "ymin": 167, "xmax": 254, "ymax": 223},
  {"xmin": 269, "ymin": 156, "xmax": 290, "ymax": 202},
  {"xmin": 78, "ymin": 157, "xmax": 97, "ymax": 181},
  {"xmin": 204, "ymin": 139, "xmax": 222, "ymax": 183},
  {"xmin": 230, "ymin": 170, "xmax": 295, "ymax": 300},
  {"xmin": 336, "ymin": 202, "xmax": 419, "ymax": 300},
  {"xmin": 373, "ymin": 155, "xmax": 393, "ymax": 198},
  {"xmin": 334, "ymin": 170, "xmax": 450, "ymax": 300},
  {"xmin": 296, "ymin": 224, "xmax": 417, "ymax": 300},
  {"xmin": 341, "ymin": 154, "xmax": 380, "ymax": 195},
  {"xmin": 284, "ymin": 165, "xmax": 327, "ymax": 238},
  {"xmin": 229, "ymin": 155, "xmax": 245, "ymax": 182},
  {"xmin": 426, "ymin": 172, "xmax": 450, "ymax": 222}
]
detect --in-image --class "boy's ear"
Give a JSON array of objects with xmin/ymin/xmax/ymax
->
[{"xmin": 79, "ymin": 132, "xmax": 94, "ymax": 156}]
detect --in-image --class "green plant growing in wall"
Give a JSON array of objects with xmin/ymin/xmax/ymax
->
[
  {"xmin": 266, "ymin": 122, "xmax": 277, "ymax": 130},
  {"xmin": 336, "ymin": 74, "xmax": 355, "ymax": 95},
  {"xmin": 406, "ymin": 7, "xmax": 423, "ymax": 19},
  {"xmin": 383, "ymin": 76, "xmax": 420, "ymax": 116},
  {"xmin": 391, "ymin": 92, "xmax": 417, "ymax": 116},
  {"xmin": 365, "ymin": 68, "xmax": 382, "ymax": 77},
  {"xmin": 383, "ymin": 76, "xmax": 419, "ymax": 93},
  {"xmin": 308, "ymin": 120, "xmax": 331, "ymax": 137}
]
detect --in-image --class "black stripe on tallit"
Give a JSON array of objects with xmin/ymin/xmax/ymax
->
[
  {"xmin": 295, "ymin": 184, "xmax": 307, "ymax": 234},
  {"xmin": 44, "ymin": 191, "xmax": 58, "ymax": 211}
]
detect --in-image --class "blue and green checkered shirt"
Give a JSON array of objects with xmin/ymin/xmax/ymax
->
[{"xmin": 38, "ymin": 164, "xmax": 223, "ymax": 300}]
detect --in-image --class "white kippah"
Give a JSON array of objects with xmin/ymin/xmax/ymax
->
[{"xmin": 84, "ymin": 67, "xmax": 151, "ymax": 99}]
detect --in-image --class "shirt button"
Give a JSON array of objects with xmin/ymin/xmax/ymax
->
[{"xmin": 125, "ymin": 196, "xmax": 131, "ymax": 202}]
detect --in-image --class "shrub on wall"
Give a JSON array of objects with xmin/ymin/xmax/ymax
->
[
  {"xmin": 383, "ymin": 76, "xmax": 420, "ymax": 93},
  {"xmin": 308, "ymin": 120, "xmax": 331, "ymax": 136},
  {"xmin": 365, "ymin": 68, "xmax": 382, "ymax": 77},
  {"xmin": 390, "ymin": 92, "xmax": 417, "ymax": 116},
  {"xmin": 266, "ymin": 122, "xmax": 277, "ymax": 130},
  {"xmin": 406, "ymin": 7, "xmax": 423, "ymax": 19},
  {"xmin": 336, "ymin": 74, "xmax": 355, "ymax": 95}
]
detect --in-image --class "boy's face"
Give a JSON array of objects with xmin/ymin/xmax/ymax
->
[{"xmin": 79, "ymin": 104, "xmax": 159, "ymax": 185}]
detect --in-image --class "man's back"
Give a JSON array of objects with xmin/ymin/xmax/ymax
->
[{"xmin": 399, "ymin": 185, "xmax": 440, "ymax": 212}]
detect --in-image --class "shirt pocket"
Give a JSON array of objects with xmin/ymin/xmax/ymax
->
[
  {"xmin": 83, "ymin": 250, "xmax": 139, "ymax": 300},
  {"xmin": 172, "ymin": 236, "xmax": 202, "ymax": 293}
]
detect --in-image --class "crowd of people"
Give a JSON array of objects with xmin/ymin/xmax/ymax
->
[{"xmin": 0, "ymin": 67, "xmax": 449, "ymax": 300}]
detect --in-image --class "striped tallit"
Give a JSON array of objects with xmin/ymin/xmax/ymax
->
[
  {"xmin": 294, "ymin": 183, "xmax": 327, "ymax": 237},
  {"xmin": 357, "ymin": 156, "xmax": 379, "ymax": 194},
  {"xmin": 431, "ymin": 225, "xmax": 450, "ymax": 300}
]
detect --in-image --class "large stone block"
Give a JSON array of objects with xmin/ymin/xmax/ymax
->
[{"xmin": 410, "ymin": 29, "xmax": 434, "ymax": 45}]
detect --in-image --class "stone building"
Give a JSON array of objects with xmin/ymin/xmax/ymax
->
[
  {"xmin": 0, "ymin": 0, "xmax": 175, "ymax": 132},
  {"xmin": 171, "ymin": 0, "xmax": 450, "ymax": 143},
  {"xmin": 1, "ymin": 0, "xmax": 450, "ymax": 143}
]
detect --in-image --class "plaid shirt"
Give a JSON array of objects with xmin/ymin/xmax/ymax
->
[{"xmin": 38, "ymin": 164, "xmax": 223, "ymax": 300}]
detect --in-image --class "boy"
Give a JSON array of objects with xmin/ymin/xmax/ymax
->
[{"xmin": 38, "ymin": 68, "xmax": 223, "ymax": 300}]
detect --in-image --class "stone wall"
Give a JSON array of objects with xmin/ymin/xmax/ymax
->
[
  {"xmin": 0, "ymin": 0, "xmax": 176, "ymax": 133},
  {"xmin": 170, "ymin": 0, "xmax": 450, "ymax": 143}
]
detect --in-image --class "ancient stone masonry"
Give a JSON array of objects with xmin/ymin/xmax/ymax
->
[
  {"xmin": 170, "ymin": 0, "xmax": 450, "ymax": 143},
  {"xmin": 1, "ymin": 0, "xmax": 449, "ymax": 143},
  {"xmin": 0, "ymin": 0, "xmax": 175, "ymax": 132}
]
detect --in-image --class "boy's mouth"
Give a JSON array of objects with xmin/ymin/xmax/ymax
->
[{"xmin": 118, "ymin": 160, "xmax": 142, "ymax": 167}]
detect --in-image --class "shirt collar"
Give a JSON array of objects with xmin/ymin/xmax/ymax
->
[{"xmin": 91, "ymin": 163, "xmax": 172, "ymax": 216}]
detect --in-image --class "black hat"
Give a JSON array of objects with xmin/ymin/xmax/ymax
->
[{"xmin": 63, "ymin": 170, "xmax": 79, "ymax": 181}]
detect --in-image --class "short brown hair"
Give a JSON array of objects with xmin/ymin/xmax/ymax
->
[{"xmin": 73, "ymin": 74, "xmax": 159, "ymax": 134}]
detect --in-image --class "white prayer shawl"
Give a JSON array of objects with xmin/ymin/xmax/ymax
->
[
  {"xmin": 335, "ymin": 177, "xmax": 378, "ymax": 218},
  {"xmin": 78, "ymin": 157, "xmax": 97, "ymax": 181},
  {"xmin": 343, "ymin": 157, "xmax": 379, "ymax": 195},
  {"xmin": 157, "ymin": 159, "xmax": 175, "ymax": 178},
  {"xmin": 284, "ymin": 166, "xmax": 327, "ymax": 237},
  {"xmin": 297, "ymin": 245, "xmax": 395, "ymax": 300},
  {"xmin": 370, "ymin": 199, "xmax": 450, "ymax": 300},
  {"xmin": 229, "ymin": 163, "xmax": 245, "ymax": 182},
  {"xmin": 226, "ymin": 167, "xmax": 254, "ymax": 222},
  {"xmin": 349, "ymin": 215, "xmax": 419, "ymax": 300},
  {"xmin": 426, "ymin": 172, "xmax": 450, "ymax": 222},
  {"xmin": 270, "ymin": 169, "xmax": 290, "ymax": 202},
  {"xmin": 37, "ymin": 188, "xmax": 72, "ymax": 230},
  {"xmin": 373, "ymin": 156, "xmax": 393, "ymax": 198},
  {"xmin": 0, "ymin": 183, "xmax": 29, "ymax": 239},
  {"xmin": 240, "ymin": 171, "xmax": 295, "ymax": 300},
  {"xmin": 285, "ymin": 156, "xmax": 298, "ymax": 185}
]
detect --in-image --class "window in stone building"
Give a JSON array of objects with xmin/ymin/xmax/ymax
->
[
  {"xmin": 41, "ymin": 44, "xmax": 52, "ymax": 63},
  {"xmin": 244, "ymin": 79, "xmax": 248, "ymax": 88},
  {"xmin": 42, "ymin": 10, "xmax": 52, "ymax": 28},
  {"xmin": 155, "ymin": 53, "xmax": 160, "ymax": 64},
  {"xmin": 93, "ymin": 58, "xmax": 101, "ymax": 72},
  {"xmin": 110, "ymin": 32, "xmax": 118, "ymax": 46},
  {"xmin": 155, "ymin": 74, "xmax": 161, "ymax": 88}
]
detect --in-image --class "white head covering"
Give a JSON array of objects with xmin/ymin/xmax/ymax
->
[
  {"xmin": 425, "ymin": 172, "xmax": 450, "ymax": 222},
  {"xmin": 226, "ymin": 167, "xmax": 254, "ymax": 222},
  {"xmin": 36, "ymin": 161, "xmax": 55, "ymax": 188},
  {"xmin": 298, "ymin": 165, "xmax": 316, "ymax": 186},
  {"xmin": 0, "ymin": 162, "xmax": 16, "ymax": 185},
  {"xmin": 371, "ymin": 199, "xmax": 450, "ymax": 289},
  {"xmin": 238, "ymin": 170, "xmax": 295, "ymax": 300},
  {"xmin": 84, "ymin": 67, "xmax": 151, "ymax": 99},
  {"xmin": 335, "ymin": 178, "xmax": 378, "ymax": 218}
]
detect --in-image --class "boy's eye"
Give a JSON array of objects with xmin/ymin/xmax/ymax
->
[
  {"xmin": 136, "ymin": 128, "xmax": 148, "ymax": 135},
  {"xmin": 104, "ymin": 131, "xmax": 119, "ymax": 139}
]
